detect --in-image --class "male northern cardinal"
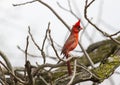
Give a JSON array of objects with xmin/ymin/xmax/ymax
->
[{"xmin": 61, "ymin": 20, "xmax": 82, "ymax": 75}]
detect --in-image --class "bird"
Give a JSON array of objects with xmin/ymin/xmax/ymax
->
[{"xmin": 61, "ymin": 20, "xmax": 82, "ymax": 75}]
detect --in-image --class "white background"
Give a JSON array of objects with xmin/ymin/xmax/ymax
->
[{"xmin": 0, "ymin": 0, "xmax": 120, "ymax": 85}]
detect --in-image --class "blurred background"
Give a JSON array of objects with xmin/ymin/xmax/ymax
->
[{"xmin": 0, "ymin": 0, "xmax": 120, "ymax": 85}]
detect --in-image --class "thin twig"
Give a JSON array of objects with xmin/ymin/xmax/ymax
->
[
  {"xmin": 78, "ymin": 42, "xmax": 95, "ymax": 68},
  {"xmin": 110, "ymin": 31, "xmax": 120, "ymax": 37},
  {"xmin": 24, "ymin": 36, "xmax": 29, "ymax": 81},
  {"xmin": 36, "ymin": 0, "xmax": 70, "ymax": 30},
  {"xmin": 42, "ymin": 23, "xmax": 49, "ymax": 51},
  {"xmin": 84, "ymin": 0, "xmax": 107, "ymax": 35},
  {"xmin": 47, "ymin": 23, "xmax": 63, "ymax": 61},
  {"xmin": 12, "ymin": 0, "xmax": 36, "ymax": 6},
  {"xmin": 17, "ymin": 45, "xmax": 57, "ymax": 60},
  {"xmin": 28, "ymin": 26, "xmax": 46, "ymax": 64},
  {"xmin": 67, "ymin": 0, "xmax": 72, "ymax": 11},
  {"xmin": 80, "ymin": 18, "xmax": 94, "ymax": 43},
  {"xmin": 67, "ymin": 0, "xmax": 80, "ymax": 19},
  {"xmin": 87, "ymin": 0, "xmax": 95, "ymax": 7},
  {"xmin": 57, "ymin": 0, "xmax": 79, "ymax": 19},
  {"xmin": 17, "ymin": 45, "xmax": 39, "ymax": 57},
  {"xmin": 25, "ymin": 36, "xmax": 29, "ymax": 64},
  {"xmin": 56, "ymin": 2, "xmax": 70, "ymax": 12},
  {"xmin": 84, "ymin": 0, "xmax": 120, "ymax": 45},
  {"xmin": 28, "ymin": 26, "xmax": 41, "ymax": 52}
]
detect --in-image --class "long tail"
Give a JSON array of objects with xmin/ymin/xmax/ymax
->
[{"xmin": 66, "ymin": 55, "xmax": 72, "ymax": 75}]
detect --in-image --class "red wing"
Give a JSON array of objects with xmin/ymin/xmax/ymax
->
[{"xmin": 61, "ymin": 35, "xmax": 78, "ymax": 55}]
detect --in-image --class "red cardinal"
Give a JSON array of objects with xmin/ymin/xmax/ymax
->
[{"xmin": 61, "ymin": 20, "xmax": 82, "ymax": 75}]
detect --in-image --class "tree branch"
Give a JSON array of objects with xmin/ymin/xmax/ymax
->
[
  {"xmin": 12, "ymin": 0, "xmax": 36, "ymax": 6},
  {"xmin": 36, "ymin": 0, "xmax": 70, "ymax": 30},
  {"xmin": 84, "ymin": 0, "xmax": 120, "ymax": 45},
  {"xmin": 28, "ymin": 26, "xmax": 46, "ymax": 64}
]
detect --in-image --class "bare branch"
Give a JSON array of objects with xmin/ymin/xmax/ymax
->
[
  {"xmin": 80, "ymin": 18, "xmax": 93, "ymax": 43},
  {"xmin": 42, "ymin": 23, "xmax": 49, "ymax": 51},
  {"xmin": 28, "ymin": 26, "xmax": 41, "ymax": 52},
  {"xmin": 17, "ymin": 45, "xmax": 57, "ymax": 60},
  {"xmin": 47, "ymin": 23, "xmax": 63, "ymax": 61},
  {"xmin": 78, "ymin": 43, "xmax": 95, "ymax": 68},
  {"xmin": 12, "ymin": 0, "xmax": 36, "ymax": 6},
  {"xmin": 56, "ymin": 2, "xmax": 70, "ymax": 12},
  {"xmin": 110, "ymin": 31, "xmax": 120, "ymax": 37},
  {"xmin": 25, "ymin": 36, "xmax": 29, "ymax": 64},
  {"xmin": 17, "ymin": 45, "xmax": 39, "ymax": 57},
  {"xmin": 66, "ymin": 0, "xmax": 80, "ymax": 19},
  {"xmin": 84, "ymin": 0, "xmax": 107, "ymax": 35},
  {"xmin": 87, "ymin": 0, "xmax": 95, "ymax": 8},
  {"xmin": 28, "ymin": 26, "xmax": 46, "ymax": 64},
  {"xmin": 36, "ymin": 0, "xmax": 70, "ymax": 31},
  {"xmin": 24, "ymin": 36, "xmax": 29, "ymax": 81},
  {"xmin": 57, "ymin": 0, "xmax": 79, "ymax": 19},
  {"xmin": 84, "ymin": 0, "xmax": 120, "ymax": 45}
]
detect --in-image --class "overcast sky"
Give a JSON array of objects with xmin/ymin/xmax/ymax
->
[{"xmin": 0, "ymin": 0, "xmax": 120, "ymax": 85}]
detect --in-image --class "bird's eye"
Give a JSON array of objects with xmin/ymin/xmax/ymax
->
[{"xmin": 77, "ymin": 26, "xmax": 80, "ymax": 30}]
